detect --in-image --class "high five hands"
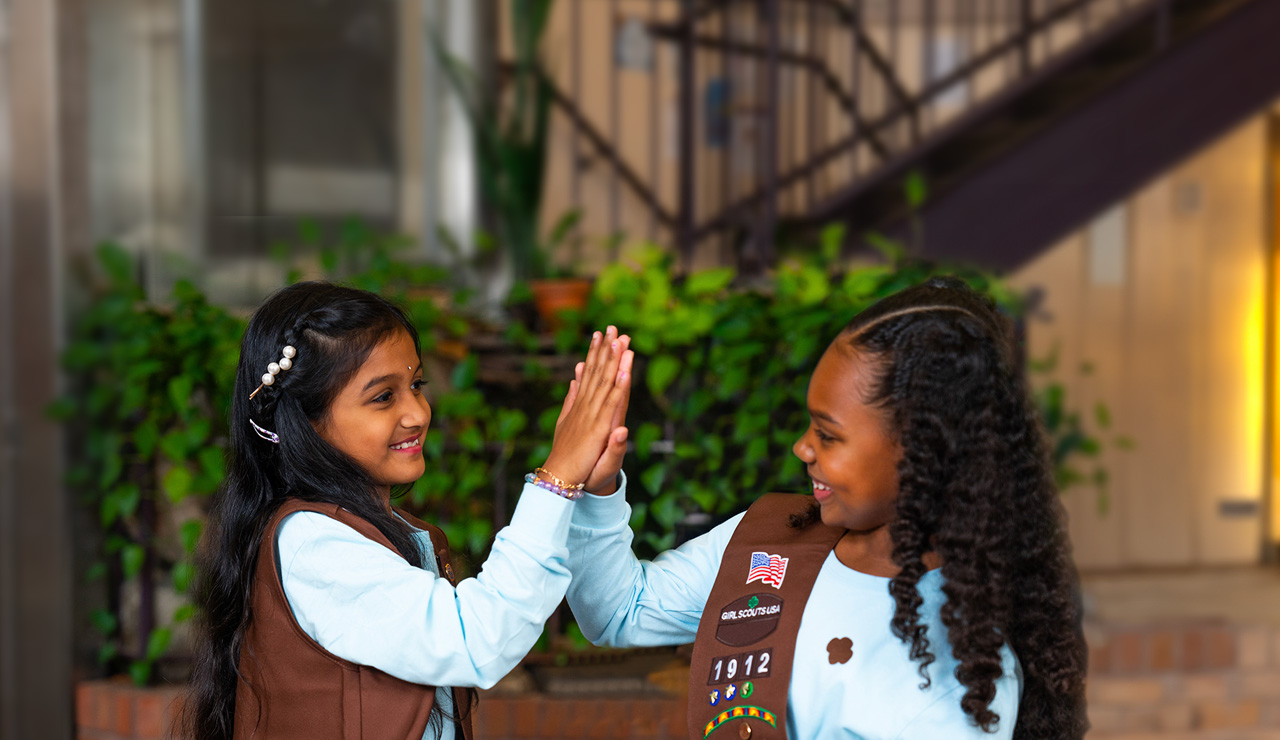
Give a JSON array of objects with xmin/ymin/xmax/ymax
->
[{"xmin": 540, "ymin": 326, "xmax": 634, "ymax": 496}]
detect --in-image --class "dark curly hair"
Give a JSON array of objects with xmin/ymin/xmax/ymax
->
[{"xmin": 797, "ymin": 277, "xmax": 1087, "ymax": 739}]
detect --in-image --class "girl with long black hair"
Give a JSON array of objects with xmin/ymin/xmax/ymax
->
[
  {"xmin": 564, "ymin": 278, "xmax": 1087, "ymax": 739},
  {"xmin": 182, "ymin": 281, "xmax": 633, "ymax": 740}
]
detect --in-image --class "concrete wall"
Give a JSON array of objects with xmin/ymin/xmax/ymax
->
[{"xmin": 1009, "ymin": 116, "xmax": 1270, "ymax": 569}]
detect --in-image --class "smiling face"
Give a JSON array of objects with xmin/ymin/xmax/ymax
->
[
  {"xmin": 792, "ymin": 342, "xmax": 902, "ymax": 532},
  {"xmin": 315, "ymin": 330, "xmax": 430, "ymax": 497}
]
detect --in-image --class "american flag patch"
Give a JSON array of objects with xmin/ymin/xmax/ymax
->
[{"xmin": 745, "ymin": 551, "xmax": 788, "ymax": 589}]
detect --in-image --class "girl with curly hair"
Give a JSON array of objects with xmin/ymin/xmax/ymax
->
[
  {"xmin": 181, "ymin": 281, "xmax": 634, "ymax": 740},
  {"xmin": 565, "ymin": 277, "xmax": 1087, "ymax": 739}
]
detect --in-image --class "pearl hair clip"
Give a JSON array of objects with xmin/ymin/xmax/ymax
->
[{"xmin": 249, "ymin": 345, "xmax": 297, "ymax": 399}]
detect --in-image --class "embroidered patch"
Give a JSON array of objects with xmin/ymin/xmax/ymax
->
[
  {"xmin": 827, "ymin": 636, "xmax": 853, "ymax": 664},
  {"xmin": 703, "ymin": 706, "xmax": 778, "ymax": 738},
  {"xmin": 745, "ymin": 552, "xmax": 788, "ymax": 589},
  {"xmin": 707, "ymin": 648, "xmax": 772, "ymax": 684},
  {"xmin": 715, "ymin": 593, "xmax": 783, "ymax": 646}
]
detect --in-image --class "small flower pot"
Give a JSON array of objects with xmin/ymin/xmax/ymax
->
[{"xmin": 529, "ymin": 278, "xmax": 592, "ymax": 330}]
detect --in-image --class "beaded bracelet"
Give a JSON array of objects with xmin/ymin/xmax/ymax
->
[
  {"xmin": 533, "ymin": 467, "xmax": 585, "ymax": 491},
  {"xmin": 525, "ymin": 472, "xmax": 585, "ymax": 501}
]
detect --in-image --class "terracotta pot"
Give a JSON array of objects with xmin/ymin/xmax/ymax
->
[{"xmin": 529, "ymin": 278, "xmax": 592, "ymax": 329}]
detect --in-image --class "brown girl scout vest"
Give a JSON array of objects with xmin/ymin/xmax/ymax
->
[
  {"xmin": 234, "ymin": 499, "xmax": 474, "ymax": 740},
  {"xmin": 688, "ymin": 494, "xmax": 844, "ymax": 740}
]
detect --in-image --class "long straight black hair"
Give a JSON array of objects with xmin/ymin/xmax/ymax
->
[{"xmin": 183, "ymin": 281, "xmax": 462, "ymax": 740}]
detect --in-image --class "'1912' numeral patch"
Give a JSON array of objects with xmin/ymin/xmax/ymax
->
[{"xmin": 707, "ymin": 648, "xmax": 772, "ymax": 685}]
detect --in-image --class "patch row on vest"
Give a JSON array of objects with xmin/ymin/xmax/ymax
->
[{"xmin": 703, "ymin": 705, "xmax": 777, "ymax": 738}]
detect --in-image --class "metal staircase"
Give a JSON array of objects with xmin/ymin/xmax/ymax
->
[{"xmin": 532, "ymin": 0, "xmax": 1280, "ymax": 272}]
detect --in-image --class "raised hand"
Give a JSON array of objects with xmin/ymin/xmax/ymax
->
[
  {"xmin": 562, "ymin": 333, "xmax": 632, "ymax": 495},
  {"xmin": 540, "ymin": 326, "xmax": 633, "ymax": 493}
]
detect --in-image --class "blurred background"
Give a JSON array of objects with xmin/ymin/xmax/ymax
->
[{"xmin": 4, "ymin": 0, "xmax": 1280, "ymax": 738}]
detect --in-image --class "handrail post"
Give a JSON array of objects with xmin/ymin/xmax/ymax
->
[
  {"xmin": 1155, "ymin": 0, "xmax": 1172, "ymax": 50},
  {"xmin": 677, "ymin": 0, "xmax": 696, "ymax": 271},
  {"xmin": 1020, "ymin": 0, "xmax": 1033, "ymax": 75},
  {"xmin": 759, "ymin": 0, "xmax": 780, "ymax": 270}
]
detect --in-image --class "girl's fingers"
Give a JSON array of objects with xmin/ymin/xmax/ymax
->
[
  {"xmin": 556, "ymin": 378, "xmax": 578, "ymax": 429},
  {"xmin": 582, "ymin": 328, "xmax": 621, "ymax": 401},
  {"xmin": 609, "ymin": 350, "xmax": 634, "ymax": 429}
]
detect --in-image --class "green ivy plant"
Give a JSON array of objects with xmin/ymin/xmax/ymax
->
[
  {"xmin": 54, "ymin": 219, "xmax": 1128, "ymax": 683},
  {"xmin": 588, "ymin": 225, "xmax": 1023, "ymax": 556},
  {"xmin": 50, "ymin": 243, "xmax": 245, "ymax": 685},
  {"xmin": 1029, "ymin": 348, "xmax": 1135, "ymax": 516}
]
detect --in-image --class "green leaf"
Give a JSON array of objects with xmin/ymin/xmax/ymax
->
[
  {"xmin": 145, "ymin": 627, "xmax": 172, "ymax": 662},
  {"xmin": 99, "ymin": 450, "xmax": 124, "ymax": 490},
  {"xmin": 494, "ymin": 408, "xmax": 527, "ymax": 442},
  {"xmin": 684, "ymin": 267, "xmax": 735, "ymax": 297},
  {"xmin": 819, "ymin": 224, "xmax": 846, "ymax": 264},
  {"xmin": 90, "ymin": 608, "xmax": 118, "ymax": 635},
  {"xmin": 185, "ymin": 417, "xmax": 212, "ymax": 448},
  {"xmin": 180, "ymin": 519, "xmax": 203, "ymax": 553},
  {"xmin": 129, "ymin": 660, "xmax": 151, "ymax": 687},
  {"xmin": 172, "ymin": 561, "xmax": 194, "ymax": 593},
  {"xmin": 451, "ymin": 355, "xmax": 479, "ymax": 390},
  {"xmin": 864, "ymin": 232, "xmax": 906, "ymax": 263},
  {"xmin": 45, "ymin": 397, "xmax": 77, "ymax": 421},
  {"xmin": 650, "ymin": 491, "xmax": 682, "ymax": 529},
  {"xmin": 646, "ymin": 355, "xmax": 681, "ymax": 398},
  {"xmin": 85, "ymin": 562, "xmax": 107, "ymax": 582},
  {"xmin": 674, "ymin": 443, "xmax": 701, "ymax": 460},
  {"xmin": 134, "ymin": 419, "xmax": 160, "ymax": 458},
  {"xmin": 159, "ymin": 431, "xmax": 188, "ymax": 462},
  {"xmin": 640, "ymin": 464, "xmax": 667, "ymax": 496},
  {"xmin": 628, "ymin": 501, "xmax": 648, "ymax": 530},
  {"xmin": 168, "ymin": 376, "xmax": 194, "ymax": 415},
  {"xmin": 97, "ymin": 642, "xmax": 119, "ymax": 665},
  {"xmin": 198, "ymin": 447, "xmax": 225, "ymax": 481},
  {"xmin": 904, "ymin": 170, "xmax": 928, "ymax": 207},
  {"xmin": 1094, "ymin": 403, "xmax": 1112, "ymax": 429},
  {"xmin": 634, "ymin": 423, "xmax": 662, "ymax": 461},
  {"xmin": 457, "ymin": 425, "xmax": 484, "ymax": 453},
  {"xmin": 173, "ymin": 605, "xmax": 197, "ymax": 623},
  {"xmin": 162, "ymin": 466, "xmax": 194, "ymax": 502},
  {"xmin": 97, "ymin": 243, "xmax": 136, "ymax": 286},
  {"xmin": 121, "ymin": 544, "xmax": 146, "ymax": 579},
  {"xmin": 107, "ymin": 483, "xmax": 141, "ymax": 522}
]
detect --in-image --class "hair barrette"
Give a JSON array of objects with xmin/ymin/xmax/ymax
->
[
  {"xmin": 250, "ymin": 418, "xmax": 280, "ymax": 444},
  {"xmin": 249, "ymin": 345, "xmax": 297, "ymax": 399}
]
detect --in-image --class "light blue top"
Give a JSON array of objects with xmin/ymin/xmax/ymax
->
[
  {"xmin": 275, "ymin": 484, "xmax": 572, "ymax": 740},
  {"xmin": 565, "ymin": 476, "xmax": 1023, "ymax": 739}
]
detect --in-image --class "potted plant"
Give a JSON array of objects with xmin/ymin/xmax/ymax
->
[{"xmin": 433, "ymin": 1, "xmax": 596, "ymax": 329}]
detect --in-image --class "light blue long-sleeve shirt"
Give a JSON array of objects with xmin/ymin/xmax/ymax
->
[
  {"xmin": 565, "ymin": 475, "xmax": 1023, "ymax": 739},
  {"xmin": 274, "ymin": 484, "xmax": 572, "ymax": 740}
]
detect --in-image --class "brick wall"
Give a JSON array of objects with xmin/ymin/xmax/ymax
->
[
  {"xmin": 1086, "ymin": 621, "xmax": 1280, "ymax": 738},
  {"xmin": 76, "ymin": 622, "xmax": 1280, "ymax": 740},
  {"xmin": 75, "ymin": 681, "xmax": 186, "ymax": 740}
]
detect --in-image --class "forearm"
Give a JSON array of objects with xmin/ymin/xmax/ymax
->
[
  {"xmin": 566, "ymin": 474, "xmax": 740, "ymax": 647},
  {"xmin": 281, "ymin": 485, "xmax": 574, "ymax": 688}
]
